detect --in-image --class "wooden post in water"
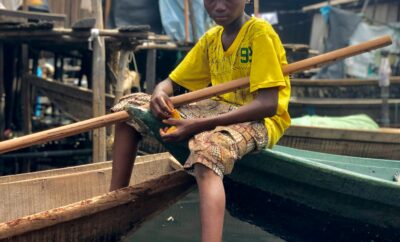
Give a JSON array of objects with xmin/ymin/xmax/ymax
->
[
  {"xmin": 379, "ymin": 50, "xmax": 391, "ymax": 127},
  {"xmin": 91, "ymin": 0, "xmax": 107, "ymax": 163}
]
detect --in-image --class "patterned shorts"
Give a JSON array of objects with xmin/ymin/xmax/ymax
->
[{"xmin": 112, "ymin": 93, "xmax": 269, "ymax": 178}]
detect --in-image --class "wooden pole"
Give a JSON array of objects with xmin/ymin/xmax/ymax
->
[
  {"xmin": 145, "ymin": 49, "xmax": 157, "ymax": 93},
  {"xmin": 183, "ymin": 0, "xmax": 190, "ymax": 43},
  {"xmin": 22, "ymin": 0, "xmax": 29, "ymax": 11},
  {"xmin": 188, "ymin": 0, "xmax": 198, "ymax": 42},
  {"xmin": 91, "ymin": 0, "xmax": 106, "ymax": 163},
  {"xmin": 104, "ymin": 0, "xmax": 112, "ymax": 27},
  {"xmin": 254, "ymin": 0, "xmax": 260, "ymax": 17},
  {"xmin": 0, "ymin": 43, "xmax": 4, "ymax": 140},
  {"xmin": 0, "ymin": 35, "xmax": 392, "ymax": 154}
]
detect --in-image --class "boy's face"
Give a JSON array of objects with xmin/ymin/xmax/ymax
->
[{"xmin": 204, "ymin": 0, "xmax": 246, "ymax": 26}]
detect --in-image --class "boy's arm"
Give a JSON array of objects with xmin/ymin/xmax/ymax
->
[{"xmin": 161, "ymin": 87, "xmax": 278, "ymax": 142}]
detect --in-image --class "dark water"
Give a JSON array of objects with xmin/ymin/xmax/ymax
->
[
  {"xmin": 124, "ymin": 179, "xmax": 399, "ymax": 242},
  {"xmin": 124, "ymin": 187, "xmax": 284, "ymax": 242}
]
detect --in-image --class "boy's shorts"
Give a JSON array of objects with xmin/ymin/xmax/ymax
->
[{"xmin": 112, "ymin": 93, "xmax": 269, "ymax": 178}]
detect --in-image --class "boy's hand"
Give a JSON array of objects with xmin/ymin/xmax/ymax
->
[
  {"xmin": 150, "ymin": 91, "xmax": 174, "ymax": 120},
  {"xmin": 160, "ymin": 118, "xmax": 203, "ymax": 142}
]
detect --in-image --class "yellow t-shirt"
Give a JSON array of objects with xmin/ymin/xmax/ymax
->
[{"xmin": 169, "ymin": 17, "xmax": 291, "ymax": 148}]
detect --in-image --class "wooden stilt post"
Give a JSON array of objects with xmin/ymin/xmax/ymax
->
[
  {"xmin": 21, "ymin": 45, "xmax": 31, "ymax": 135},
  {"xmin": 254, "ymin": 0, "xmax": 260, "ymax": 17},
  {"xmin": 188, "ymin": 0, "xmax": 198, "ymax": 42},
  {"xmin": 145, "ymin": 49, "xmax": 157, "ymax": 94},
  {"xmin": 91, "ymin": 0, "xmax": 106, "ymax": 163},
  {"xmin": 184, "ymin": 0, "xmax": 190, "ymax": 43}
]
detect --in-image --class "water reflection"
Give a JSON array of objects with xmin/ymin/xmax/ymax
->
[
  {"xmin": 125, "ymin": 179, "xmax": 399, "ymax": 242},
  {"xmin": 124, "ymin": 186, "xmax": 284, "ymax": 242}
]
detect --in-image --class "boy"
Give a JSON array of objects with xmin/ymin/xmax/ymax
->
[{"xmin": 110, "ymin": 0, "xmax": 290, "ymax": 241}]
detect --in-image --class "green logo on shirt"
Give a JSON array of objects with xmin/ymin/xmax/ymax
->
[{"xmin": 240, "ymin": 47, "xmax": 252, "ymax": 63}]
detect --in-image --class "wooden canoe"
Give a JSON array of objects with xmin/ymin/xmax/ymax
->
[
  {"xmin": 127, "ymin": 105, "xmax": 400, "ymax": 230},
  {"xmin": 291, "ymin": 77, "xmax": 400, "ymax": 99},
  {"xmin": 289, "ymin": 97, "xmax": 400, "ymax": 127},
  {"xmin": 0, "ymin": 153, "xmax": 195, "ymax": 241},
  {"xmin": 278, "ymin": 125, "xmax": 400, "ymax": 160}
]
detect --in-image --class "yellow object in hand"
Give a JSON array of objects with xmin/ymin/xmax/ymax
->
[{"xmin": 165, "ymin": 109, "xmax": 181, "ymax": 134}]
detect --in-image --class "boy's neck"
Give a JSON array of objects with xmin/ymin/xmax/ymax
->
[{"xmin": 223, "ymin": 14, "xmax": 250, "ymax": 35}]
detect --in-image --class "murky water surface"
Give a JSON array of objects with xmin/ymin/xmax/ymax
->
[{"xmin": 125, "ymin": 179, "xmax": 399, "ymax": 242}]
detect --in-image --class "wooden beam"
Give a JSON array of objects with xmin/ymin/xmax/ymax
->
[
  {"xmin": 302, "ymin": 0, "xmax": 358, "ymax": 12},
  {"xmin": 0, "ymin": 9, "xmax": 66, "ymax": 22}
]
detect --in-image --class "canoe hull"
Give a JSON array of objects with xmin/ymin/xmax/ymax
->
[
  {"xmin": 229, "ymin": 148, "xmax": 400, "ymax": 229},
  {"xmin": 278, "ymin": 125, "xmax": 400, "ymax": 160},
  {"xmin": 0, "ymin": 153, "xmax": 196, "ymax": 241}
]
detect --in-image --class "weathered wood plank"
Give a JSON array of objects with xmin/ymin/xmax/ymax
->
[{"xmin": 0, "ymin": 9, "xmax": 66, "ymax": 22}]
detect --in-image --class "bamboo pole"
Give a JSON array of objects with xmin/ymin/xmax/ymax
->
[{"xmin": 0, "ymin": 35, "xmax": 392, "ymax": 154}]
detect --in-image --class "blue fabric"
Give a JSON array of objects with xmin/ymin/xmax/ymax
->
[
  {"xmin": 159, "ymin": 0, "xmax": 212, "ymax": 42},
  {"xmin": 320, "ymin": 6, "xmax": 331, "ymax": 23}
]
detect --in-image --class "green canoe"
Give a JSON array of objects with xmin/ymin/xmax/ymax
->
[{"xmin": 127, "ymin": 106, "xmax": 400, "ymax": 230}]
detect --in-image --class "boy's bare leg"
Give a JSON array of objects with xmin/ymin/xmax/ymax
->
[
  {"xmin": 194, "ymin": 164, "xmax": 225, "ymax": 242},
  {"xmin": 109, "ymin": 122, "xmax": 141, "ymax": 191}
]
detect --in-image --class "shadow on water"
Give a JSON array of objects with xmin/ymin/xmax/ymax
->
[{"xmin": 224, "ymin": 178, "xmax": 400, "ymax": 242}]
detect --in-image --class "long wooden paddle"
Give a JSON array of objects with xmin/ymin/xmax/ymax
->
[{"xmin": 0, "ymin": 35, "xmax": 392, "ymax": 154}]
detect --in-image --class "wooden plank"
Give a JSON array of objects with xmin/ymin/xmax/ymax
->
[
  {"xmin": 291, "ymin": 76, "xmax": 400, "ymax": 86},
  {"xmin": 290, "ymin": 97, "xmax": 400, "ymax": 105},
  {"xmin": 302, "ymin": 0, "xmax": 358, "ymax": 12},
  {"xmin": 0, "ymin": 9, "xmax": 66, "ymax": 22},
  {"xmin": 0, "ymin": 170, "xmax": 195, "ymax": 241},
  {"xmin": 289, "ymin": 98, "xmax": 400, "ymax": 126},
  {"xmin": 284, "ymin": 125, "xmax": 400, "ymax": 144},
  {"xmin": 0, "ymin": 154, "xmax": 178, "ymax": 222},
  {"xmin": 0, "ymin": 153, "xmax": 173, "ymax": 184}
]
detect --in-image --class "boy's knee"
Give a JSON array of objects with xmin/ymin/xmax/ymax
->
[{"xmin": 194, "ymin": 163, "xmax": 219, "ymax": 181}]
